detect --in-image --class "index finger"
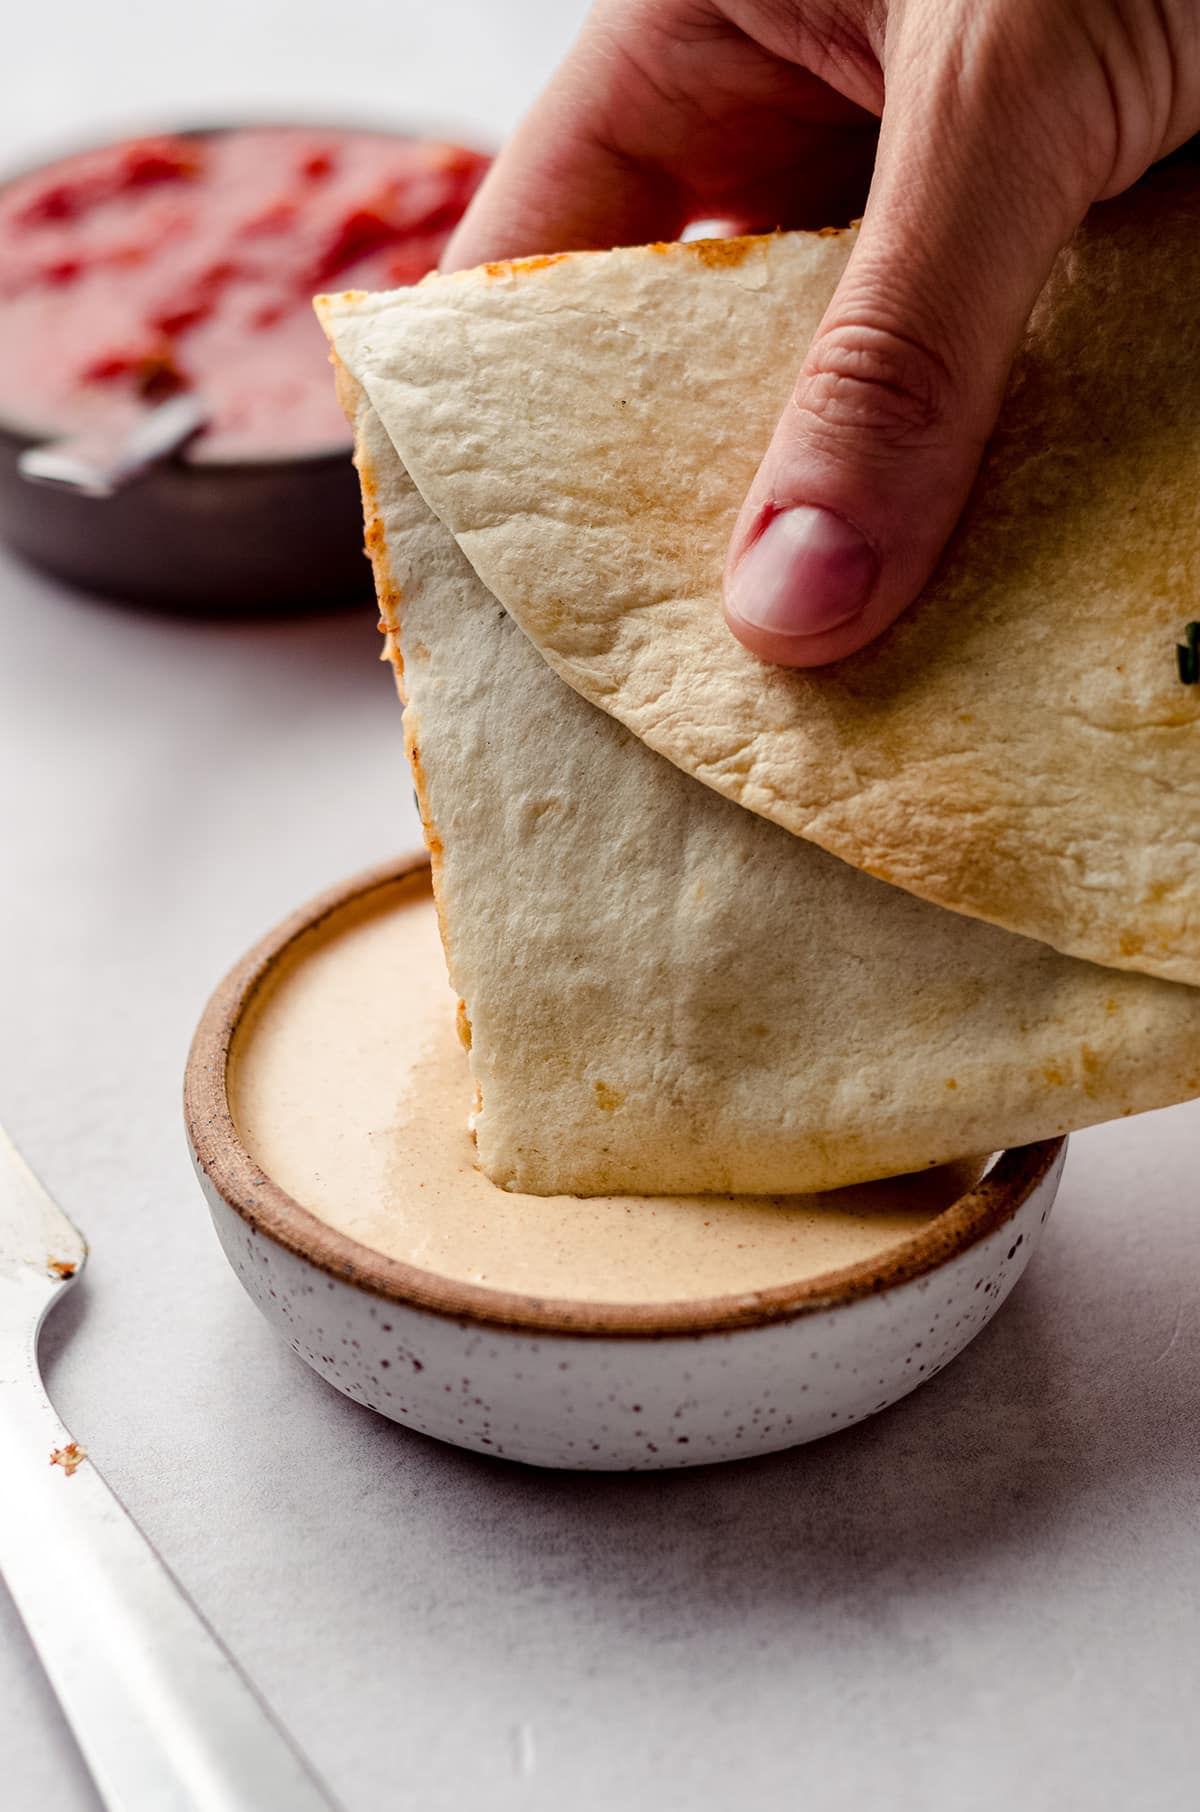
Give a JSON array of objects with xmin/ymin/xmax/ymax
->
[{"xmin": 441, "ymin": 30, "xmax": 685, "ymax": 269}]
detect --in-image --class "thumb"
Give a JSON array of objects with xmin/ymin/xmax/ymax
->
[{"xmin": 723, "ymin": 24, "xmax": 1094, "ymax": 667}]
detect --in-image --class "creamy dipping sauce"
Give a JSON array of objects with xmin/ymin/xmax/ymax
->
[{"xmin": 229, "ymin": 870, "xmax": 984, "ymax": 1305}]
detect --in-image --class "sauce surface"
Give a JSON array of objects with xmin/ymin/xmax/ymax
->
[
  {"xmin": 229, "ymin": 872, "xmax": 984, "ymax": 1306},
  {"xmin": 0, "ymin": 127, "xmax": 486, "ymax": 460}
]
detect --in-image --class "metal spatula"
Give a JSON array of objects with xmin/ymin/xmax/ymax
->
[
  {"xmin": 0, "ymin": 1124, "xmax": 342, "ymax": 1811},
  {"xmin": 17, "ymin": 394, "xmax": 209, "ymax": 498}
]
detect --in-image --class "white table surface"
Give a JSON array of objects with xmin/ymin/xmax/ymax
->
[{"xmin": 3, "ymin": 5, "xmax": 1198, "ymax": 1808}]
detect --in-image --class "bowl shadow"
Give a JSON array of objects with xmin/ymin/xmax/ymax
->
[{"xmin": 288, "ymin": 1200, "xmax": 1195, "ymax": 1633}]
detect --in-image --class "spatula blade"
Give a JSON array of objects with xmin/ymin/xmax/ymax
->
[{"xmin": 0, "ymin": 1125, "xmax": 87, "ymax": 1286}]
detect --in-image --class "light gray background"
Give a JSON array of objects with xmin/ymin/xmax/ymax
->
[{"xmin": 2, "ymin": 5, "xmax": 1197, "ymax": 1807}]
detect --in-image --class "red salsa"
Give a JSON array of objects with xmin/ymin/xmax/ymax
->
[{"xmin": 0, "ymin": 127, "xmax": 488, "ymax": 460}]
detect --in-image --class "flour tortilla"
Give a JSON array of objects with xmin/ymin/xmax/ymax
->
[
  {"xmin": 326, "ymin": 369, "xmax": 1200, "ymax": 1195},
  {"xmin": 322, "ymin": 162, "xmax": 1200, "ymax": 988}
]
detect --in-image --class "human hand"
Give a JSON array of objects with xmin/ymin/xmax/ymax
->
[{"xmin": 444, "ymin": 0, "xmax": 1198, "ymax": 666}]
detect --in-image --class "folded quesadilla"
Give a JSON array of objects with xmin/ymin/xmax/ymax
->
[{"xmin": 317, "ymin": 165, "xmax": 1200, "ymax": 1195}]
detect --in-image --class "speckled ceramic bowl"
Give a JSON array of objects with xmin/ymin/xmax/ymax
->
[{"xmin": 184, "ymin": 853, "xmax": 1067, "ymax": 1470}]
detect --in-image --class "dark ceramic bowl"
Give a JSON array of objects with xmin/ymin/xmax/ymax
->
[
  {"xmin": 0, "ymin": 416, "xmax": 370, "ymax": 613},
  {"xmin": 0, "ymin": 120, "xmax": 477, "ymax": 615}
]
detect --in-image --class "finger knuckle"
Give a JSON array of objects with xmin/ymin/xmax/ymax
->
[{"xmin": 795, "ymin": 320, "xmax": 957, "ymax": 456}]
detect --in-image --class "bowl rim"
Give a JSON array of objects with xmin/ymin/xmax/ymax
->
[
  {"xmin": 0, "ymin": 116, "xmax": 489, "ymax": 469},
  {"xmin": 183, "ymin": 852, "xmax": 1066, "ymax": 1340}
]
